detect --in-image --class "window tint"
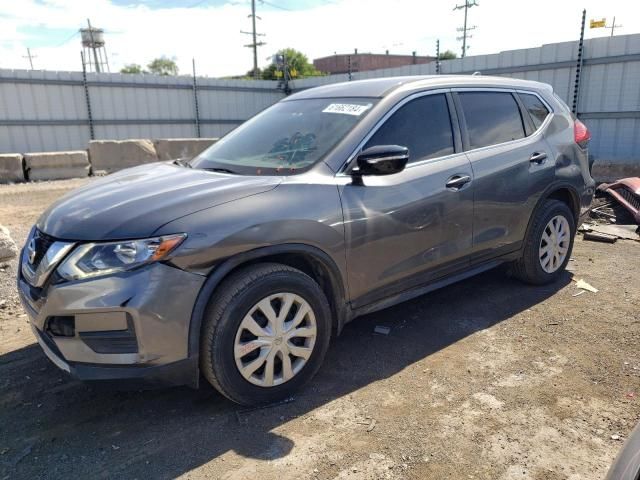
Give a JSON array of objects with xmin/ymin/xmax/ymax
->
[
  {"xmin": 458, "ymin": 92, "xmax": 525, "ymax": 149},
  {"xmin": 519, "ymin": 93, "xmax": 550, "ymax": 130},
  {"xmin": 364, "ymin": 94, "xmax": 454, "ymax": 163}
]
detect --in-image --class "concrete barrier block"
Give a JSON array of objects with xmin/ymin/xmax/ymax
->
[
  {"xmin": 0, "ymin": 154, "xmax": 24, "ymax": 183},
  {"xmin": 88, "ymin": 139, "xmax": 158, "ymax": 173},
  {"xmin": 591, "ymin": 161, "xmax": 640, "ymax": 182},
  {"xmin": 153, "ymin": 138, "xmax": 218, "ymax": 161},
  {"xmin": 24, "ymin": 150, "xmax": 90, "ymax": 181}
]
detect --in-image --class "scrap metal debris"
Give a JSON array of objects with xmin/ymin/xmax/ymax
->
[
  {"xmin": 582, "ymin": 179, "xmax": 640, "ymax": 242},
  {"xmin": 580, "ymin": 222, "xmax": 638, "ymax": 241},
  {"xmin": 588, "ymin": 223, "xmax": 639, "ymax": 240},
  {"xmin": 597, "ymin": 177, "xmax": 640, "ymax": 225},
  {"xmin": 583, "ymin": 230, "xmax": 617, "ymax": 243}
]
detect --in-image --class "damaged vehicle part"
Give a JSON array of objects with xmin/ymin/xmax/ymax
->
[{"xmin": 598, "ymin": 177, "xmax": 640, "ymax": 224}]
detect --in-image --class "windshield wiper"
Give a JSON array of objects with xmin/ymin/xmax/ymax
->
[
  {"xmin": 203, "ymin": 167, "xmax": 237, "ymax": 175},
  {"xmin": 173, "ymin": 158, "xmax": 192, "ymax": 168}
]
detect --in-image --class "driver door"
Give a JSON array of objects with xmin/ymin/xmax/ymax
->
[{"xmin": 338, "ymin": 91, "xmax": 475, "ymax": 309}]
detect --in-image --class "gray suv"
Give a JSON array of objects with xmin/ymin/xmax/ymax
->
[{"xmin": 18, "ymin": 75, "xmax": 595, "ymax": 405}]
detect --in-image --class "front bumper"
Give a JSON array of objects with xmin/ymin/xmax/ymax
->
[
  {"xmin": 30, "ymin": 324, "xmax": 198, "ymax": 386},
  {"xmin": 18, "ymin": 259, "xmax": 205, "ymax": 387}
]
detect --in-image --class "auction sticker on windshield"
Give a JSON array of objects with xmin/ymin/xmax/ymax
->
[{"xmin": 322, "ymin": 103, "xmax": 372, "ymax": 116}]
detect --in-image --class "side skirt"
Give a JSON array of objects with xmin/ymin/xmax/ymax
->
[{"xmin": 350, "ymin": 258, "xmax": 506, "ymax": 319}]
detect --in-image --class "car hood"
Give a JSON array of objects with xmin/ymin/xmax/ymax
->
[{"xmin": 37, "ymin": 162, "xmax": 282, "ymax": 240}]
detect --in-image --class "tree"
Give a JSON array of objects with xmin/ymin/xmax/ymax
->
[
  {"xmin": 147, "ymin": 57, "xmax": 179, "ymax": 76},
  {"xmin": 120, "ymin": 64, "xmax": 144, "ymax": 74},
  {"xmin": 261, "ymin": 48, "xmax": 324, "ymax": 80},
  {"xmin": 438, "ymin": 50, "xmax": 457, "ymax": 60}
]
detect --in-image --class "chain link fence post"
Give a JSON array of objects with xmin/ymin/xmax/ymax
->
[{"xmin": 80, "ymin": 51, "xmax": 95, "ymax": 141}]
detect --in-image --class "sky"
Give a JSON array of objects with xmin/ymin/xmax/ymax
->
[{"xmin": 0, "ymin": 0, "xmax": 639, "ymax": 77}]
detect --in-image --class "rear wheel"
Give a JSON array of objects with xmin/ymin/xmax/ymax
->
[
  {"xmin": 511, "ymin": 199, "xmax": 576, "ymax": 285},
  {"xmin": 200, "ymin": 263, "xmax": 331, "ymax": 406}
]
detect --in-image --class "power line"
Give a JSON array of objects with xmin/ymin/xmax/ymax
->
[
  {"xmin": 453, "ymin": 0, "xmax": 478, "ymax": 58},
  {"xmin": 54, "ymin": 30, "xmax": 80, "ymax": 47}
]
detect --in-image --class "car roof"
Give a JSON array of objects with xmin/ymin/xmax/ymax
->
[{"xmin": 285, "ymin": 75, "xmax": 552, "ymax": 100}]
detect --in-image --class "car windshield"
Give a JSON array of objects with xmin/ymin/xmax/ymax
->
[{"xmin": 190, "ymin": 97, "xmax": 378, "ymax": 175}]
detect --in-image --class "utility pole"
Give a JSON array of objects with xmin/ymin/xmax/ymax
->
[
  {"xmin": 241, "ymin": 0, "xmax": 266, "ymax": 78},
  {"xmin": 436, "ymin": 39, "xmax": 441, "ymax": 74},
  {"xmin": 608, "ymin": 16, "xmax": 622, "ymax": 36},
  {"xmin": 454, "ymin": 0, "xmax": 479, "ymax": 58},
  {"xmin": 23, "ymin": 48, "xmax": 36, "ymax": 70}
]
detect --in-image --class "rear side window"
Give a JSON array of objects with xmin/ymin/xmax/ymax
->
[
  {"xmin": 519, "ymin": 93, "xmax": 550, "ymax": 130},
  {"xmin": 365, "ymin": 93, "xmax": 454, "ymax": 163},
  {"xmin": 458, "ymin": 92, "xmax": 525, "ymax": 149}
]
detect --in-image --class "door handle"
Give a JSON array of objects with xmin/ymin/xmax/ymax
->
[
  {"xmin": 445, "ymin": 175, "xmax": 472, "ymax": 190},
  {"xmin": 529, "ymin": 152, "xmax": 548, "ymax": 164}
]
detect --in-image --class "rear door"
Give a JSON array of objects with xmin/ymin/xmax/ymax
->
[
  {"xmin": 453, "ymin": 89, "xmax": 555, "ymax": 262},
  {"xmin": 338, "ymin": 91, "xmax": 475, "ymax": 308}
]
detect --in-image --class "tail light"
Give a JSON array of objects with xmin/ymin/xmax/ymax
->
[{"xmin": 574, "ymin": 119, "xmax": 591, "ymax": 147}]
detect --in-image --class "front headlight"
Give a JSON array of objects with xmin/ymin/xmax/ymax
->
[{"xmin": 57, "ymin": 234, "xmax": 186, "ymax": 281}]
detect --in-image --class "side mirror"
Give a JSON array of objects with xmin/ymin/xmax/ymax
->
[{"xmin": 354, "ymin": 145, "xmax": 409, "ymax": 176}]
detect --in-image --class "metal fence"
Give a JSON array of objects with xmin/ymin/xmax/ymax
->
[
  {"xmin": 1, "ymin": 33, "xmax": 640, "ymax": 168},
  {"xmin": 292, "ymin": 33, "xmax": 640, "ymax": 167},
  {"xmin": 0, "ymin": 70, "xmax": 283, "ymax": 153}
]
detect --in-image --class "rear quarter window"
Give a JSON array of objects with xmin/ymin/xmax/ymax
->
[
  {"xmin": 519, "ymin": 93, "xmax": 551, "ymax": 130},
  {"xmin": 458, "ymin": 92, "xmax": 526, "ymax": 149}
]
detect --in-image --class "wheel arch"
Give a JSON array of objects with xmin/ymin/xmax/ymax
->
[
  {"xmin": 187, "ymin": 243, "xmax": 350, "ymax": 361},
  {"xmin": 545, "ymin": 186, "xmax": 580, "ymax": 221},
  {"xmin": 523, "ymin": 182, "xmax": 581, "ymax": 246}
]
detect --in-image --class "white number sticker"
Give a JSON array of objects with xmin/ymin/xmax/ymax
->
[{"xmin": 322, "ymin": 103, "xmax": 372, "ymax": 116}]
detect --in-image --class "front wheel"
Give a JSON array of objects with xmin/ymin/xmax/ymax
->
[
  {"xmin": 511, "ymin": 199, "xmax": 576, "ymax": 285},
  {"xmin": 200, "ymin": 263, "xmax": 332, "ymax": 406}
]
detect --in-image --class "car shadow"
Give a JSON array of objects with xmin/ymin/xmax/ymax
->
[{"xmin": 0, "ymin": 268, "xmax": 572, "ymax": 479}]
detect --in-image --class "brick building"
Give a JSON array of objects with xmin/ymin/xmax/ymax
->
[{"xmin": 313, "ymin": 51, "xmax": 435, "ymax": 75}]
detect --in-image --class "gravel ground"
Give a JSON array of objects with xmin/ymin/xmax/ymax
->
[{"xmin": 0, "ymin": 178, "xmax": 639, "ymax": 480}]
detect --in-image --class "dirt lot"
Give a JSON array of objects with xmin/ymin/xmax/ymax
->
[{"xmin": 0, "ymin": 179, "xmax": 639, "ymax": 480}]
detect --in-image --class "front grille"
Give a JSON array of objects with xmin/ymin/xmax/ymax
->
[
  {"xmin": 618, "ymin": 188, "xmax": 640, "ymax": 211},
  {"xmin": 31, "ymin": 229, "xmax": 57, "ymax": 268},
  {"xmin": 22, "ymin": 230, "xmax": 74, "ymax": 289}
]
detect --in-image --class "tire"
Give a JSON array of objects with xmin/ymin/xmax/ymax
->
[
  {"xmin": 511, "ymin": 199, "xmax": 576, "ymax": 285},
  {"xmin": 200, "ymin": 262, "xmax": 332, "ymax": 406}
]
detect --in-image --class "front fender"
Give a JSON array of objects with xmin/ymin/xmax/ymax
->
[{"xmin": 153, "ymin": 181, "xmax": 348, "ymax": 358}]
